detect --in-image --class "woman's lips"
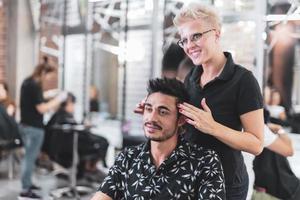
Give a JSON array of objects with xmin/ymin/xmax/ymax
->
[{"xmin": 189, "ymin": 50, "xmax": 201, "ymax": 58}]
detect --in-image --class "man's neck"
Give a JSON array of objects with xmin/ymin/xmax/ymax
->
[{"xmin": 150, "ymin": 134, "xmax": 178, "ymax": 169}]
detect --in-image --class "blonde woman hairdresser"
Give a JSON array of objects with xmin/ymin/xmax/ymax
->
[{"xmin": 173, "ymin": 3, "xmax": 264, "ymax": 199}]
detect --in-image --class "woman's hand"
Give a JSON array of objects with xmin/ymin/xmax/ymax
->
[
  {"xmin": 6, "ymin": 104, "xmax": 15, "ymax": 116},
  {"xmin": 267, "ymin": 122, "xmax": 284, "ymax": 134},
  {"xmin": 178, "ymin": 98, "xmax": 218, "ymax": 135},
  {"xmin": 133, "ymin": 97, "xmax": 146, "ymax": 114}
]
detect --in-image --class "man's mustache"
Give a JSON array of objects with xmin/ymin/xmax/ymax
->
[{"xmin": 144, "ymin": 121, "xmax": 162, "ymax": 130}]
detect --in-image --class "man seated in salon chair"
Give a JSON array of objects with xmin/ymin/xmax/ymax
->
[
  {"xmin": 43, "ymin": 93, "xmax": 109, "ymax": 183},
  {"xmin": 91, "ymin": 78, "xmax": 225, "ymax": 200}
]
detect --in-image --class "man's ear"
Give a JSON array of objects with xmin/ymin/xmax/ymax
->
[{"xmin": 178, "ymin": 115, "xmax": 186, "ymax": 127}]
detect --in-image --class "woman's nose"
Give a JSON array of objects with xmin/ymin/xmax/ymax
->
[{"xmin": 185, "ymin": 39, "xmax": 196, "ymax": 49}]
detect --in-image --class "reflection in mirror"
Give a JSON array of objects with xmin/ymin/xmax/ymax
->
[
  {"xmin": 87, "ymin": 0, "xmax": 164, "ymax": 136},
  {"xmin": 265, "ymin": 1, "xmax": 300, "ymax": 133}
]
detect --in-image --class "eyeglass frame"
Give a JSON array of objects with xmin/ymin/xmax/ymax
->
[{"xmin": 177, "ymin": 29, "xmax": 216, "ymax": 48}]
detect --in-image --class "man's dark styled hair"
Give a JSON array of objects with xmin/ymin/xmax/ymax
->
[{"xmin": 147, "ymin": 78, "xmax": 189, "ymax": 105}]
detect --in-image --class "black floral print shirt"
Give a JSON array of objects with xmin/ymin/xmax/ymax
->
[{"xmin": 99, "ymin": 135, "xmax": 225, "ymax": 200}]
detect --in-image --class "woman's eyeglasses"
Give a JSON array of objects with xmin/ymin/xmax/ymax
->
[{"xmin": 177, "ymin": 29, "xmax": 215, "ymax": 48}]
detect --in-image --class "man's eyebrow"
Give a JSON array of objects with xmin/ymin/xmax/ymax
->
[
  {"xmin": 144, "ymin": 103, "xmax": 152, "ymax": 107},
  {"xmin": 157, "ymin": 105, "xmax": 171, "ymax": 111},
  {"xmin": 144, "ymin": 103, "xmax": 171, "ymax": 111}
]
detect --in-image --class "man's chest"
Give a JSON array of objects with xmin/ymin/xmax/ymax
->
[{"xmin": 121, "ymin": 161, "xmax": 200, "ymax": 200}]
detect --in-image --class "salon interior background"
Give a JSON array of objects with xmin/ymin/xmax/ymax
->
[{"xmin": 0, "ymin": 0, "xmax": 299, "ymax": 135}]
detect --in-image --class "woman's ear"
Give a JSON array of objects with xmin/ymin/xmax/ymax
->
[{"xmin": 215, "ymin": 29, "xmax": 221, "ymax": 42}]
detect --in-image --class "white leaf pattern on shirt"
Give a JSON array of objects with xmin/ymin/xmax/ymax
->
[{"xmin": 99, "ymin": 135, "xmax": 226, "ymax": 200}]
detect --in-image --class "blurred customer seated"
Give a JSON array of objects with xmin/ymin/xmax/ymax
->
[
  {"xmin": 43, "ymin": 93, "xmax": 109, "ymax": 182},
  {"xmin": 265, "ymin": 86, "xmax": 300, "ymax": 133},
  {"xmin": 265, "ymin": 86, "xmax": 287, "ymax": 122},
  {"xmin": 0, "ymin": 82, "xmax": 16, "ymax": 117},
  {"xmin": 90, "ymin": 85, "xmax": 100, "ymax": 113},
  {"xmin": 0, "ymin": 82, "xmax": 22, "ymax": 151},
  {"xmin": 244, "ymin": 107, "xmax": 294, "ymax": 200},
  {"xmin": 252, "ymin": 108, "xmax": 300, "ymax": 200}
]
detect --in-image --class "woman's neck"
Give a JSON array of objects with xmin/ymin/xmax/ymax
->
[
  {"xmin": 200, "ymin": 52, "xmax": 226, "ymax": 87},
  {"xmin": 202, "ymin": 52, "xmax": 226, "ymax": 76}
]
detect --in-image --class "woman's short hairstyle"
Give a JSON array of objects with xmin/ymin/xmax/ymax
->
[{"xmin": 173, "ymin": 2, "xmax": 221, "ymax": 31}]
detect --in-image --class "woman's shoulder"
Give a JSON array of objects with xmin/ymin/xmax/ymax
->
[
  {"xmin": 184, "ymin": 66, "xmax": 200, "ymax": 86},
  {"xmin": 234, "ymin": 64, "xmax": 252, "ymax": 75},
  {"xmin": 232, "ymin": 65, "xmax": 258, "ymax": 84},
  {"xmin": 22, "ymin": 77, "xmax": 41, "ymax": 90}
]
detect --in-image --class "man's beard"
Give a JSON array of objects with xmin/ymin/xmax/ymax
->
[{"xmin": 144, "ymin": 121, "xmax": 177, "ymax": 142}]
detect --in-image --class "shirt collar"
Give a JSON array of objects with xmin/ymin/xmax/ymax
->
[
  {"xmin": 189, "ymin": 51, "xmax": 235, "ymax": 84},
  {"xmin": 218, "ymin": 52, "xmax": 235, "ymax": 81},
  {"xmin": 138, "ymin": 134, "xmax": 190, "ymax": 166}
]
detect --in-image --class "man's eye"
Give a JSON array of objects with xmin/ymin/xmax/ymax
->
[
  {"xmin": 144, "ymin": 106, "xmax": 152, "ymax": 112},
  {"xmin": 159, "ymin": 110, "xmax": 168, "ymax": 115}
]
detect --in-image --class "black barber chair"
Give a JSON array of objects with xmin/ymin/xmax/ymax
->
[
  {"xmin": 122, "ymin": 134, "xmax": 147, "ymax": 148},
  {"xmin": 49, "ymin": 124, "xmax": 93, "ymax": 199},
  {"xmin": 0, "ymin": 105, "xmax": 22, "ymax": 179}
]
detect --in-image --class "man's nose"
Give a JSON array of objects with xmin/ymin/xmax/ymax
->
[{"xmin": 148, "ymin": 110, "xmax": 158, "ymax": 121}]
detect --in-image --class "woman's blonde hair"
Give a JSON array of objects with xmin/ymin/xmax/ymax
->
[{"xmin": 173, "ymin": 2, "xmax": 221, "ymax": 30}]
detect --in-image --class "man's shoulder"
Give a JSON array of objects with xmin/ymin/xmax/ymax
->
[
  {"xmin": 185, "ymin": 140, "xmax": 220, "ymax": 160},
  {"xmin": 124, "ymin": 142, "xmax": 145, "ymax": 151}
]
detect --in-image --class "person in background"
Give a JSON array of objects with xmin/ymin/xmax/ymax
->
[
  {"xmin": 19, "ymin": 57, "xmax": 67, "ymax": 200},
  {"xmin": 90, "ymin": 85, "xmax": 100, "ymax": 112},
  {"xmin": 0, "ymin": 82, "xmax": 21, "ymax": 151},
  {"xmin": 172, "ymin": 3, "xmax": 264, "ymax": 199},
  {"xmin": 244, "ymin": 114, "xmax": 294, "ymax": 199},
  {"xmin": 176, "ymin": 57, "xmax": 194, "ymax": 82},
  {"xmin": 266, "ymin": 87, "xmax": 287, "ymax": 122},
  {"xmin": 268, "ymin": 2, "xmax": 297, "ymax": 113},
  {"xmin": 162, "ymin": 43, "xmax": 186, "ymax": 78},
  {"xmin": 44, "ymin": 93, "xmax": 109, "ymax": 182},
  {"xmin": 91, "ymin": 78, "xmax": 225, "ymax": 200},
  {"xmin": 252, "ymin": 108, "xmax": 300, "ymax": 200},
  {"xmin": 264, "ymin": 122, "xmax": 293, "ymax": 157},
  {"xmin": 0, "ymin": 82, "xmax": 16, "ymax": 117}
]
